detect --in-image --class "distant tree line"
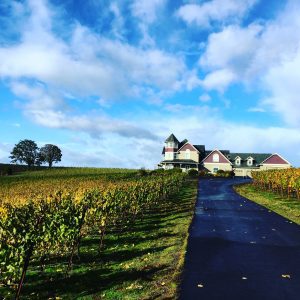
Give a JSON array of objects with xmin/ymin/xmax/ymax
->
[{"xmin": 10, "ymin": 139, "xmax": 62, "ymax": 168}]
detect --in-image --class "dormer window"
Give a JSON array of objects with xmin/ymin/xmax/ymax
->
[
  {"xmin": 235, "ymin": 157, "xmax": 241, "ymax": 165},
  {"xmin": 213, "ymin": 153, "xmax": 219, "ymax": 162},
  {"xmin": 247, "ymin": 157, "xmax": 253, "ymax": 166}
]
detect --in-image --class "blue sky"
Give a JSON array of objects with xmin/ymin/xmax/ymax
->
[{"xmin": 1, "ymin": 0, "xmax": 300, "ymax": 168}]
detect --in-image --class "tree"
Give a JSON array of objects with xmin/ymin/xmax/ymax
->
[
  {"xmin": 10, "ymin": 139, "xmax": 39, "ymax": 168},
  {"xmin": 39, "ymin": 144, "xmax": 62, "ymax": 168}
]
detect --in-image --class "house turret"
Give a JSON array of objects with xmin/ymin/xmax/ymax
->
[{"xmin": 164, "ymin": 133, "xmax": 179, "ymax": 160}]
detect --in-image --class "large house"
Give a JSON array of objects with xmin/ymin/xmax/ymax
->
[{"xmin": 158, "ymin": 134, "xmax": 291, "ymax": 177}]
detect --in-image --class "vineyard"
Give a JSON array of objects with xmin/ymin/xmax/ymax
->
[
  {"xmin": 0, "ymin": 168, "xmax": 191, "ymax": 299},
  {"xmin": 252, "ymin": 168, "xmax": 300, "ymax": 199}
]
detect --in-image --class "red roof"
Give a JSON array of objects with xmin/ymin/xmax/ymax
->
[{"xmin": 262, "ymin": 154, "xmax": 290, "ymax": 165}]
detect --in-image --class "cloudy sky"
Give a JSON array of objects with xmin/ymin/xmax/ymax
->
[{"xmin": 1, "ymin": 0, "xmax": 300, "ymax": 168}]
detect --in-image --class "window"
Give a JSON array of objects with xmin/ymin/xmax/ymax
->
[
  {"xmin": 247, "ymin": 158, "xmax": 253, "ymax": 166},
  {"xmin": 213, "ymin": 153, "xmax": 219, "ymax": 162},
  {"xmin": 165, "ymin": 153, "xmax": 173, "ymax": 160},
  {"xmin": 167, "ymin": 142, "xmax": 176, "ymax": 148},
  {"xmin": 213, "ymin": 167, "xmax": 219, "ymax": 173},
  {"xmin": 185, "ymin": 149, "xmax": 190, "ymax": 159},
  {"xmin": 235, "ymin": 158, "xmax": 241, "ymax": 165}
]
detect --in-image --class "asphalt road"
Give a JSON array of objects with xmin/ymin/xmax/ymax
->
[{"xmin": 179, "ymin": 178, "xmax": 300, "ymax": 300}]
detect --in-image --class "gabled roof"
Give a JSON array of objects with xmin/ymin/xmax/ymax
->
[
  {"xmin": 193, "ymin": 145, "xmax": 205, "ymax": 152},
  {"xmin": 178, "ymin": 142, "xmax": 200, "ymax": 153},
  {"xmin": 178, "ymin": 139, "xmax": 188, "ymax": 149},
  {"xmin": 201, "ymin": 149, "xmax": 232, "ymax": 164},
  {"xmin": 205, "ymin": 150, "xmax": 230, "ymax": 158},
  {"xmin": 165, "ymin": 133, "xmax": 179, "ymax": 143},
  {"xmin": 260, "ymin": 153, "xmax": 291, "ymax": 165}
]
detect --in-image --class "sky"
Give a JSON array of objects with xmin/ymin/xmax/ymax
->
[{"xmin": 1, "ymin": 0, "xmax": 300, "ymax": 169}]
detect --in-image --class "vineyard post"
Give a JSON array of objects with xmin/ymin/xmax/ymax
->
[
  {"xmin": 98, "ymin": 225, "xmax": 106, "ymax": 254},
  {"xmin": 15, "ymin": 244, "xmax": 34, "ymax": 299}
]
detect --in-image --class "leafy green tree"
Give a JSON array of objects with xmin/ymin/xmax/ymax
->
[
  {"xmin": 10, "ymin": 139, "xmax": 39, "ymax": 168},
  {"xmin": 39, "ymin": 144, "xmax": 62, "ymax": 168}
]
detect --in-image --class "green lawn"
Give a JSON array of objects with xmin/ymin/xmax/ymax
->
[
  {"xmin": 1, "ymin": 179, "xmax": 197, "ymax": 299},
  {"xmin": 234, "ymin": 183, "xmax": 300, "ymax": 225}
]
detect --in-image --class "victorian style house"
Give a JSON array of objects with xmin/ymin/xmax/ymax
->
[{"xmin": 158, "ymin": 134, "xmax": 291, "ymax": 177}]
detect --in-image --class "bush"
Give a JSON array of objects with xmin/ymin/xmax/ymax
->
[
  {"xmin": 166, "ymin": 168, "xmax": 183, "ymax": 174},
  {"xmin": 214, "ymin": 170, "xmax": 234, "ymax": 178},
  {"xmin": 199, "ymin": 170, "xmax": 207, "ymax": 177},
  {"xmin": 216, "ymin": 169, "xmax": 225, "ymax": 175},
  {"xmin": 149, "ymin": 169, "xmax": 165, "ymax": 176},
  {"xmin": 188, "ymin": 169, "xmax": 198, "ymax": 177},
  {"xmin": 137, "ymin": 168, "xmax": 148, "ymax": 176}
]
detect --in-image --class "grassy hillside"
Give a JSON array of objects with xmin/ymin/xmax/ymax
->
[{"xmin": 235, "ymin": 183, "xmax": 300, "ymax": 225}]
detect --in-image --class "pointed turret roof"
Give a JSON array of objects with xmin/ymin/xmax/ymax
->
[{"xmin": 165, "ymin": 133, "xmax": 179, "ymax": 143}]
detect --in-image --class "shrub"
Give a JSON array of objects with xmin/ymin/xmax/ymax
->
[
  {"xmin": 214, "ymin": 170, "xmax": 234, "ymax": 178},
  {"xmin": 188, "ymin": 169, "xmax": 198, "ymax": 177},
  {"xmin": 216, "ymin": 169, "xmax": 225, "ymax": 175},
  {"xmin": 198, "ymin": 170, "xmax": 207, "ymax": 177},
  {"xmin": 149, "ymin": 169, "xmax": 165, "ymax": 176},
  {"xmin": 137, "ymin": 168, "xmax": 148, "ymax": 176},
  {"xmin": 166, "ymin": 168, "xmax": 183, "ymax": 174}
]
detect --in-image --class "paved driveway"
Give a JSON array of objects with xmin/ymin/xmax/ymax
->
[{"xmin": 179, "ymin": 178, "xmax": 300, "ymax": 300}]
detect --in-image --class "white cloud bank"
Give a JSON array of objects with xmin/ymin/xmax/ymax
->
[
  {"xmin": 1, "ymin": 0, "xmax": 300, "ymax": 168},
  {"xmin": 0, "ymin": 0, "xmax": 189, "ymax": 141},
  {"xmin": 177, "ymin": 0, "xmax": 257, "ymax": 28},
  {"xmin": 199, "ymin": 0, "xmax": 300, "ymax": 126}
]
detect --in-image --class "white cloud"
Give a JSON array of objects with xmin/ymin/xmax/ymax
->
[
  {"xmin": 248, "ymin": 107, "xmax": 265, "ymax": 113},
  {"xmin": 200, "ymin": 24, "xmax": 262, "ymax": 74},
  {"xmin": 131, "ymin": 0, "xmax": 166, "ymax": 24},
  {"xmin": 199, "ymin": 0, "xmax": 300, "ymax": 124},
  {"xmin": 0, "ymin": 142, "xmax": 13, "ymax": 163},
  {"xmin": 130, "ymin": 0, "xmax": 167, "ymax": 47},
  {"xmin": 10, "ymin": 82, "xmax": 158, "ymax": 141},
  {"xmin": 0, "ymin": 0, "xmax": 195, "ymax": 143},
  {"xmin": 262, "ymin": 51, "xmax": 300, "ymax": 126},
  {"xmin": 177, "ymin": 0, "xmax": 257, "ymax": 28},
  {"xmin": 0, "ymin": 0, "xmax": 188, "ymax": 102},
  {"xmin": 199, "ymin": 94, "xmax": 211, "ymax": 102},
  {"xmin": 59, "ymin": 134, "xmax": 162, "ymax": 169},
  {"xmin": 201, "ymin": 69, "xmax": 237, "ymax": 91},
  {"xmin": 109, "ymin": 2, "xmax": 126, "ymax": 40},
  {"xmin": 97, "ymin": 98, "xmax": 111, "ymax": 108}
]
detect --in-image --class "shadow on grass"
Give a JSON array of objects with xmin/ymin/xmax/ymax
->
[{"xmin": 24, "ymin": 263, "xmax": 168, "ymax": 299}]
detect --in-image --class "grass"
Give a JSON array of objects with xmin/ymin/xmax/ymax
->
[
  {"xmin": 0, "ymin": 179, "xmax": 197, "ymax": 299},
  {"xmin": 234, "ymin": 183, "xmax": 300, "ymax": 225}
]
